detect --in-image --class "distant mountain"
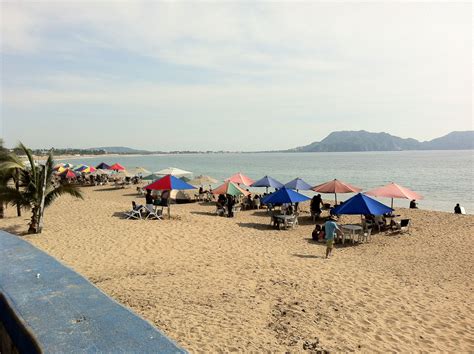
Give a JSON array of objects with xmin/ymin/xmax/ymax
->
[
  {"xmin": 420, "ymin": 131, "xmax": 474, "ymax": 150},
  {"xmin": 90, "ymin": 146, "xmax": 155, "ymax": 154},
  {"xmin": 290, "ymin": 130, "xmax": 473, "ymax": 152}
]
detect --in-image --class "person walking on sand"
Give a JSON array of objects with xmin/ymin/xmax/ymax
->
[{"xmin": 325, "ymin": 215, "xmax": 342, "ymax": 259}]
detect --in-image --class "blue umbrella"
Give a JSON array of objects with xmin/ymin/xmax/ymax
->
[
  {"xmin": 251, "ymin": 175, "xmax": 284, "ymax": 192},
  {"xmin": 333, "ymin": 193, "xmax": 393, "ymax": 216},
  {"xmin": 262, "ymin": 187, "xmax": 311, "ymax": 205},
  {"xmin": 96, "ymin": 162, "xmax": 110, "ymax": 170},
  {"xmin": 284, "ymin": 177, "xmax": 313, "ymax": 191}
]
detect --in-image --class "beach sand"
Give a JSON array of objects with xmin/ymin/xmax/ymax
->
[{"xmin": 1, "ymin": 186, "xmax": 473, "ymax": 352}]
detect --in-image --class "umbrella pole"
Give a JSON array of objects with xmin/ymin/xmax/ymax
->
[
  {"xmin": 391, "ymin": 198, "xmax": 394, "ymax": 209},
  {"xmin": 334, "ymin": 193, "xmax": 338, "ymax": 205}
]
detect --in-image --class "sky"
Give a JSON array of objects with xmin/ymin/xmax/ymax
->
[{"xmin": 1, "ymin": 1, "xmax": 472, "ymax": 151}]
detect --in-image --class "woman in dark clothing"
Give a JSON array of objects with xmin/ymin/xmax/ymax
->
[
  {"xmin": 227, "ymin": 195, "xmax": 235, "ymax": 217},
  {"xmin": 311, "ymin": 194, "xmax": 323, "ymax": 217}
]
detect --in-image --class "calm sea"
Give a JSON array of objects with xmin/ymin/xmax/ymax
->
[{"xmin": 59, "ymin": 150, "xmax": 474, "ymax": 214}]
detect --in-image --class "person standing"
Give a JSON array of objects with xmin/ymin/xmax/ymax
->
[
  {"xmin": 227, "ymin": 195, "xmax": 235, "ymax": 217},
  {"xmin": 324, "ymin": 215, "xmax": 342, "ymax": 259}
]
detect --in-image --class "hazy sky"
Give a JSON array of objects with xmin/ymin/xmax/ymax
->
[{"xmin": 1, "ymin": 1, "xmax": 472, "ymax": 151}]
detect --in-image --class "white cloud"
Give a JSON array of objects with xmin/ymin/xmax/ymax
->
[{"xmin": 1, "ymin": 1, "xmax": 472, "ymax": 149}]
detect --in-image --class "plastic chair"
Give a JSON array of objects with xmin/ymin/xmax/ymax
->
[{"xmin": 359, "ymin": 228, "xmax": 372, "ymax": 242}]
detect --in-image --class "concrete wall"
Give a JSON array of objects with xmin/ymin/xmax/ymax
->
[{"xmin": 0, "ymin": 230, "xmax": 187, "ymax": 353}]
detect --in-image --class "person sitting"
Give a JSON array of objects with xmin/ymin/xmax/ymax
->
[
  {"xmin": 244, "ymin": 194, "xmax": 253, "ymax": 210},
  {"xmin": 145, "ymin": 189, "xmax": 154, "ymax": 212},
  {"xmin": 286, "ymin": 204, "xmax": 294, "ymax": 215},
  {"xmin": 410, "ymin": 199, "xmax": 418, "ymax": 209},
  {"xmin": 312, "ymin": 224, "xmax": 325, "ymax": 241},
  {"xmin": 454, "ymin": 203, "xmax": 462, "ymax": 214},
  {"xmin": 217, "ymin": 194, "xmax": 227, "ymax": 209},
  {"xmin": 199, "ymin": 186, "xmax": 204, "ymax": 195}
]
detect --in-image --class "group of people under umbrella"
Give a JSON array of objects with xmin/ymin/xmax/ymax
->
[
  {"xmin": 134, "ymin": 170, "xmax": 423, "ymax": 225},
  {"xmin": 55, "ymin": 163, "xmax": 421, "ymax": 226}
]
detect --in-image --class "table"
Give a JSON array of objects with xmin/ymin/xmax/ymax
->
[
  {"xmin": 272, "ymin": 214, "xmax": 297, "ymax": 230},
  {"xmin": 341, "ymin": 224, "xmax": 363, "ymax": 244}
]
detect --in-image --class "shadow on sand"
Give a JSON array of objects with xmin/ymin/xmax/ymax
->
[
  {"xmin": 190, "ymin": 211, "xmax": 217, "ymax": 217},
  {"xmin": 237, "ymin": 222, "xmax": 272, "ymax": 231},
  {"xmin": 1, "ymin": 224, "xmax": 28, "ymax": 236},
  {"xmin": 292, "ymin": 253, "xmax": 324, "ymax": 259},
  {"xmin": 94, "ymin": 187, "xmax": 123, "ymax": 192}
]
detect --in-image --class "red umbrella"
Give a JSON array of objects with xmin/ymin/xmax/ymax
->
[
  {"xmin": 225, "ymin": 172, "xmax": 255, "ymax": 187},
  {"xmin": 365, "ymin": 182, "xmax": 423, "ymax": 208},
  {"xmin": 312, "ymin": 179, "xmax": 362, "ymax": 204},
  {"xmin": 143, "ymin": 175, "xmax": 196, "ymax": 218},
  {"xmin": 109, "ymin": 163, "xmax": 125, "ymax": 171},
  {"xmin": 144, "ymin": 174, "xmax": 195, "ymax": 191},
  {"xmin": 58, "ymin": 169, "xmax": 76, "ymax": 179}
]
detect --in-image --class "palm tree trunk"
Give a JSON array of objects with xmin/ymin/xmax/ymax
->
[
  {"xmin": 0, "ymin": 201, "xmax": 4, "ymax": 219},
  {"xmin": 15, "ymin": 169, "xmax": 21, "ymax": 216},
  {"xmin": 28, "ymin": 206, "xmax": 39, "ymax": 234}
]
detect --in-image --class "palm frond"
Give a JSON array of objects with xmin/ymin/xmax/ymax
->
[
  {"xmin": 44, "ymin": 184, "xmax": 83, "ymax": 208},
  {"xmin": 17, "ymin": 142, "xmax": 37, "ymax": 183},
  {"xmin": 0, "ymin": 186, "xmax": 31, "ymax": 209}
]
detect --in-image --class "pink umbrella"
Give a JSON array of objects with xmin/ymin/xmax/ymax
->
[
  {"xmin": 365, "ymin": 182, "xmax": 423, "ymax": 208},
  {"xmin": 211, "ymin": 181, "xmax": 250, "ymax": 196},
  {"xmin": 225, "ymin": 172, "xmax": 255, "ymax": 187},
  {"xmin": 312, "ymin": 178, "xmax": 362, "ymax": 204}
]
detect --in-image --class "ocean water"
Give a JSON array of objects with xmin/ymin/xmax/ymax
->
[{"xmin": 59, "ymin": 150, "xmax": 474, "ymax": 213}]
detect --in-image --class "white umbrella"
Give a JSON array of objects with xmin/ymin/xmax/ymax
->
[
  {"xmin": 154, "ymin": 167, "xmax": 192, "ymax": 177},
  {"xmin": 112, "ymin": 169, "xmax": 134, "ymax": 178},
  {"xmin": 188, "ymin": 175, "xmax": 218, "ymax": 186},
  {"xmin": 130, "ymin": 167, "xmax": 151, "ymax": 176},
  {"xmin": 92, "ymin": 169, "xmax": 112, "ymax": 176}
]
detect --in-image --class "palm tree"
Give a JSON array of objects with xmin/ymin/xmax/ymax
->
[
  {"xmin": 0, "ymin": 143, "xmax": 83, "ymax": 234},
  {"xmin": 0, "ymin": 138, "xmax": 10, "ymax": 218}
]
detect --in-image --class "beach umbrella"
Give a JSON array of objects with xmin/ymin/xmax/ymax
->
[
  {"xmin": 74, "ymin": 165, "xmax": 89, "ymax": 172},
  {"xmin": 261, "ymin": 187, "xmax": 311, "ymax": 205},
  {"xmin": 189, "ymin": 175, "xmax": 218, "ymax": 187},
  {"xmin": 58, "ymin": 169, "xmax": 77, "ymax": 179},
  {"xmin": 365, "ymin": 182, "xmax": 423, "ymax": 208},
  {"xmin": 251, "ymin": 175, "xmax": 284, "ymax": 192},
  {"xmin": 312, "ymin": 179, "xmax": 362, "ymax": 204},
  {"xmin": 144, "ymin": 174, "xmax": 196, "ymax": 191},
  {"xmin": 154, "ymin": 167, "xmax": 192, "ymax": 177},
  {"xmin": 211, "ymin": 181, "xmax": 250, "ymax": 197},
  {"xmin": 284, "ymin": 177, "xmax": 313, "ymax": 191},
  {"xmin": 63, "ymin": 163, "xmax": 74, "ymax": 168},
  {"xmin": 82, "ymin": 166, "xmax": 96, "ymax": 173},
  {"xmin": 225, "ymin": 172, "xmax": 255, "ymax": 187},
  {"xmin": 130, "ymin": 167, "xmax": 151, "ymax": 176},
  {"xmin": 112, "ymin": 169, "xmax": 133, "ymax": 178},
  {"xmin": 333, "ymin": 193, "xmax": 393, "ymax": 216},
  {"xmin": 53, "ymin": 163, "xmax": 66, "ymax": 170},
  {"xmin": 144, "ymin": 174, "xmax": 196, "ymax": 218},
  {"xmin": 142, "ymin": 173, "xmax": 160, "ymax": 181},
  {"xmin": 96, "ymin": 162, "xmax": 110, "ymax": 170},
  {"xmin": 54, "ymin": 166, "xmax": 67, "ymax": 174},
  {"xmin": 91, "ymin": 168, "xmax": 110, "ymax": 176},
  {"xmin": 109, "ymin": 163, "xmax": 125, "ymax": 171}
]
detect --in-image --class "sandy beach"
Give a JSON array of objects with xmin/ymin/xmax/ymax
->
[{"xmin": 1, "ymin": 185, "xmax": 473, "ymax": 352}]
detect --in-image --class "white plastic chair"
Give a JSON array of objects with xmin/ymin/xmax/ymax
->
[{"xmin": 359, "ymin": 228, "xmax": 372, "ymax": 242}]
